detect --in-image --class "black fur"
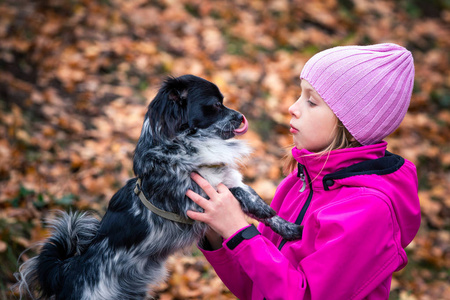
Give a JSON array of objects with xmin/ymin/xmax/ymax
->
[{"xmin": 15, "ymin": 75, "xmax": 302, "ymax": 299}]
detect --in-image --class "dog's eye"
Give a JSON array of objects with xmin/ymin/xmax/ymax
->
[{"xmin": 214, "ymin": 102, "xmax": 222, "ymax": 108}]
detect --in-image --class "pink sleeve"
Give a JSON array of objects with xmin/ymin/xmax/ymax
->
[
  {"xmin": 201, "ymin": 193, "xmax": 402, "ymax": 300},
  {"xmin": 199, "ymin": 226, "xmax": 255, "ymax": 299},
  {"xmin": 200, "ymin": 226, "xmax": 308, "ymax": 300}
]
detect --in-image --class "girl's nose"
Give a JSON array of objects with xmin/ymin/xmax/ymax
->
[{"xmin": 289, "ymin": 99, "xmax": 301, "ymax": 118}]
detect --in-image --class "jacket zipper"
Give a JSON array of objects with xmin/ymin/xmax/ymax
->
[
  {"xmin": 278, "ymin": 163, "xmax": 313, "ymax": 250},
  {"xmin": 298, "ymin": 164, "xmax": 307, "ymax": 192}
]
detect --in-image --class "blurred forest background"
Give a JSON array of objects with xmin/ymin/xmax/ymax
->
[{"xmin": 0, "ymin": 0, "xmax": 449, "ymax": 299}]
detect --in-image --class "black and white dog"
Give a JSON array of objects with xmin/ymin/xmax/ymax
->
[{"xmin": 16, "ymin": 75, "xmax": 302, "ymax": 299}]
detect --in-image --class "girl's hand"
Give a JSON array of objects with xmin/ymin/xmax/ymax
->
[{"xmin": 186, "ymin": 173, "xmax": 249, "ymax": 240}]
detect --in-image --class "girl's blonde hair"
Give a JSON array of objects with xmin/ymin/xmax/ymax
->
[{"xmin": 283, "ymin": 120, "xmax": 361, "ymax": 175}]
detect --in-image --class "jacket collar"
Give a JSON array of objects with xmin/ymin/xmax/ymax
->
[{"xmin": 291, "ymin": 141, "xmax": 388, "ymax": 190}]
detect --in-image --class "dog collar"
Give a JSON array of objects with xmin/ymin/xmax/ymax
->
[
  {"xmin": 198, "ymin": 163, "xmax": 226, "ymax": 169},
  {"xmin": 134, "ymin": 178, "xmax": 195, "ymax": 225}
]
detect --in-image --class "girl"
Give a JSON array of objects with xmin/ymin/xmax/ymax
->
[{"xmin": 186, "ymin": 43, "xmax": 421, "ymax": 300}]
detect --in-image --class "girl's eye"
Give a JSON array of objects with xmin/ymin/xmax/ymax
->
[{"xmin": 307, "ymin": 99, "xmax": 317, "ymax": 107}]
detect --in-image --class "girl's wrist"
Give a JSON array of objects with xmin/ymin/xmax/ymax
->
[
  {"xmin": 221, "ymin": 221, "xmax": 250, "ymax": 240},
  {"xmin": 205, "ymin": 229, "xmax": 223, "ymax": 250}
]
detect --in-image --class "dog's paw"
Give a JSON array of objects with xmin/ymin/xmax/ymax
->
[
  {"xmin": 263, "ymin": 216, "xmax": 303, "ymax": 241},
  {"xmin": 278, "ymin": 223, "xmax": 303, "ymax": 241},
  {"xmin": 254, "ymin": 203, "xmax": 277, "ymax": 219}
]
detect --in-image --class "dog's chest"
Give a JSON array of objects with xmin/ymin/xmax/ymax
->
[{"xmin": 197, "ymin": 166, "xmax": 243, "ymax": 189}]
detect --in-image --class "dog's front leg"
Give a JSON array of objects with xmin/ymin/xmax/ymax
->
[
  {"xmin": 229, "ymin": 185, "xmax": 276, "ymax": 220},
  {"xmin": 229, "ymin": 186, "xmax": 303, "ymax": 240},
  {"xmin": 260, "ymin": 215, "xmax": 303, "ymax": 241}
]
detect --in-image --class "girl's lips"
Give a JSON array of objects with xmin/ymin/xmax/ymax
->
[{"xmin": 290, "ymin": 124, "xmax": 299, "ymax": 133}]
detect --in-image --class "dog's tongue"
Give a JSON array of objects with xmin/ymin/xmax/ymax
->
[{"xmin": 234, "ymin": 115, "xmax": 249, "ymax": 135}]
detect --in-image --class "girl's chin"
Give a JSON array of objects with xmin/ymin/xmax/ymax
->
[
  {"xmin": 292, "ymin": 136, "xmax": 302, "ymax": 149},
  {"xmin": 293, "ymin": 142, "xmax": 317, "ymax": 153},
  {"xmin": 293, "ymin": 142, "xmax": 303, "ymax": 150}
]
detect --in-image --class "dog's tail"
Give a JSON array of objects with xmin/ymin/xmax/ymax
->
[{"xmin": 14, "ymin": 211, "xmax": 100, "ymax": 299}]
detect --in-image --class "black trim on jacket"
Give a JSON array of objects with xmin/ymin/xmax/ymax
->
[{"xmin": 322, "ymin": 151, "xmax": 405, "ymax": 191}]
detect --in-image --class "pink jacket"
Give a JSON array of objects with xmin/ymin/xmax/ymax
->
[{"xmin": 200, "ymin": 141, "xmax": 421, "ymax": 300}]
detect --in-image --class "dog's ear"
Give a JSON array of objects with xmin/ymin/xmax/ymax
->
[
  {"xmin": 168, "ymin": 89, "xmax": 188, "ymax": 106},
  {"xmin": 164, "ymin": 76, "xmax": 189, "ymax": 107},
  {"xmin": 142, "ymin": 76, "xmax": 190, "ymax": 142}
]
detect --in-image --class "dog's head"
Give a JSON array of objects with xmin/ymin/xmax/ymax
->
[
  {"xmin": 134, "ymin": 75, "xmax": 248, "ymax": 176},
  {"xmin": 147, "ymin": 74, "xmax": 246, "ymax": 140}
]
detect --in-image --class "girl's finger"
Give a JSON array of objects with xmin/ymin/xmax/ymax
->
[
  {"xmin": 186, "ymin": 189, "xmax": 209, "ymax": 209},
  {"xmin": 186, "ymin": 210, "xmax": 207, "ymax": 222},
  {"xmin": 216, "ymin": 183, "xmax": 230, "ymax": 194},
  {"xmin": 190, "ymin": 173, "xmax": 218, "ymax": 198}
]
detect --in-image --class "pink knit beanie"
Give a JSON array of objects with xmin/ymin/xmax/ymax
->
[{"xmin": 300, "ymin": 43, "xmax": 415, "ymax": 145}]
